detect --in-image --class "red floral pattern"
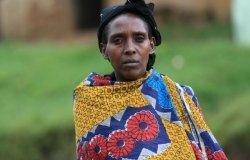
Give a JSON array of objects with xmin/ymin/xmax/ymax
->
[
  {"xmin": 126, "ymin": 111, "xmax": 159, "ymax": 141},
  {"xmin": 77, "ymin": 142, "xmax": 91, "ymax": 160},
  {"xmin": 206, "ymin": 147, "xmax": 228, "ymax": 160},
  {"xmin": 92, "ymin": 75, "xmax": 111, "ymax": 86},
  {"xmin": 107, "ymin": 130, "xmax": 135, "ymax": 158},
  {"xmin": 191, "ymin": 143, "xmax": 203, "ymax": 160},
  {"xmin": 89, "ymin": 135, "xmax": 108, "ymax": 160}
]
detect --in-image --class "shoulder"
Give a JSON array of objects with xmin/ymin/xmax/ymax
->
[
  {"xmin": 73, "ymin": 73, "xmax": 94, "ymax": 102},
  {"xmin": 161, "ymin": 74, "xmax": 199, "ymax": 108},
  {"xmin": 175, "ymin": 82, "xmax": 203, "ymax": 116},
  {"xmin": 179, "ymin": 85, "xmax": 199, "ymax": 108}
]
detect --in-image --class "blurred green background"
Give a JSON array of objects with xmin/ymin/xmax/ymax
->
[
  {"xmin": 2, "ymin": 0, "xmax": 250, "ymax": 153},
  {"xmin": 1, "ymin": 22, "xmax": 250, "ymax": 159}
]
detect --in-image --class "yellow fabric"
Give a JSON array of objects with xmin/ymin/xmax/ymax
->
[
  {"xmin": 183, "ymin": 92, "xmax": 209, "ymax": 131},
  {"xmin": 74, "ymin": 73, "xmax": 150, "ymax": 142},
  {"xmin": 74, "ymin": 72, "xmax": 210, "ymax": 159},
  {"xmin": 145, "ymin": 120, "xmax": 196, "ymax": 160}
]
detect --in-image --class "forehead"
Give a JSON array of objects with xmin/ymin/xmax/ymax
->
[{"xmin": 106, "ymin": 13, "xmax": 149, "ymax": 35}]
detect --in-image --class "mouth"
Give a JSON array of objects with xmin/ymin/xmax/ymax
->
[{"xmin": 122, "ymin": 59, "xmax": 139, "ymax": 67}]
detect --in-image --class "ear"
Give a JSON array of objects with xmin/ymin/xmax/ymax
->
[
  {"xmin": 149, "ymin": 37, "xmax": 156, "ymax": 55},
  {"xmin": 100, "ymin": 43, "xmax": 109, "ymax": 60}
]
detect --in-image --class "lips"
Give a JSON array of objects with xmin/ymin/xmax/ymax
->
[
  {"xmin": 122, "ymin": 59, "xmax": 139, "ymax": 64},
  {"xmin": 122, "ymin": 59, "xmax": 139, "ymax": 67}
]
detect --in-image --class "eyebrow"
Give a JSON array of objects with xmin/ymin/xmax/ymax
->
[
  {"xmin": 109, "ymin": 31, "xmax": 147, "ymax": 38},
  {"xmin": 110, "ymin": 33, "xmax": 123, "ymax": 39},
  {"xmin": 133, "ymin": 31, "xmax": 147, "ymax": 36}
]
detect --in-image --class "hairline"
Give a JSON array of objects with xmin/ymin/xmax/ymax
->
[{"xmin": 101, "ymin": 12, "xmax": 153, "ymax": 44}]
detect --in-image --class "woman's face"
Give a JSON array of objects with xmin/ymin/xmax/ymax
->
[{"xmin": 101, "ymin": 13, "xmax": 155, "ymax": 82}]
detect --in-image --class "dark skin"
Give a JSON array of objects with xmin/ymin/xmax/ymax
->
[{"xmin": 100, "ymin": 13, "xmax": 156, "ymax": 82}]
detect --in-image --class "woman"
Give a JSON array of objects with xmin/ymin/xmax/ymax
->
[{"xmin": 73, "ymin": 0, "xmax": 228, "ymax": 159}]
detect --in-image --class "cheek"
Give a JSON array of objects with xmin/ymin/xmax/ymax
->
[
  {"xmin": 106, "ymin": 46, "xmax": 120, "ymax": 63},
  {"xmin": 105, "ymin": 46, "xmax": 114, "ymax": 59},
  {"xmin": 143, "ymin": 55, "xmax": 150, "ymax": 65},
  {"xmin": 141, "ymin": 47, "xmax": 151, "ymax": 62}
]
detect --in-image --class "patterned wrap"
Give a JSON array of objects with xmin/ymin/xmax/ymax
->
[{"xmin": 73, "ymin": 69, "xmax": 227, "ymax": 160}]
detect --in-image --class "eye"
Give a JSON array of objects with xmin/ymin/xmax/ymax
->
[
  {"xmin": 135, "ymin": 35, "xmax": 145, "ymax": 42},
  {"xmin": 112, "ymin": 37, "xmax": 123, "ymax": 45}
]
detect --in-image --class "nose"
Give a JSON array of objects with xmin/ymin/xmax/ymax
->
[{"xmin": 124, "ymin": 39, "xmax": 136, "ymax": 55}]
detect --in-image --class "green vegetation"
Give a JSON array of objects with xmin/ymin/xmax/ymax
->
[{"xmin": 0, "ymin": 23, "xmax": 249, "ymax": 159}]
